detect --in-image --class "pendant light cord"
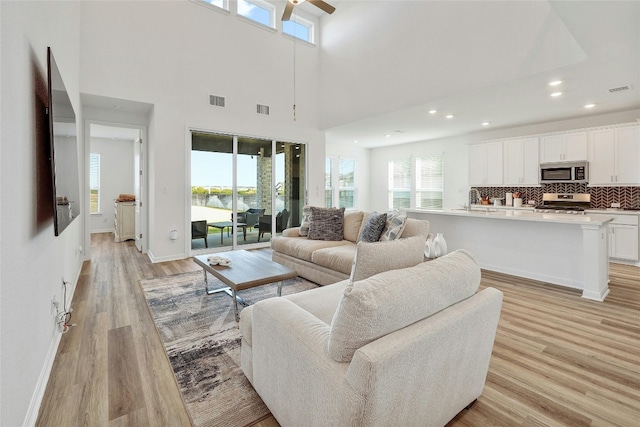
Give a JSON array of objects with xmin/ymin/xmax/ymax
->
[{"xmin": 293, "ymin": 38, "xmax": 297, "ymax": 122}]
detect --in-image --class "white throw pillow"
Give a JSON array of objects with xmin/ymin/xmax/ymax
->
[
  {"xmin": 349, "ymin": 234, "xmax": 426, "ymax": 284},
  {"xmin": 329, "ymin": 249, "xmax": 482, "ymax": 363},
  {"xmin": 379, "ymin": 211, "xmax": 407, "ymax": 241}
]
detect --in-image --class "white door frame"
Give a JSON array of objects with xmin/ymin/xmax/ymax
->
[{"xmin": 84, "ymin": 119, "xmax": 148, "ymax": 258}]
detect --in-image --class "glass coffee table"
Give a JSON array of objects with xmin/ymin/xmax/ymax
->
[{"xmin": 193, "ymin": 250, "xmax": 297, "ymax": 321}]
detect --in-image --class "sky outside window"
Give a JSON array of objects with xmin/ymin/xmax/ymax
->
[
  {"xmin": 283, "ymin": 20, "xmax": 310, "ymax": 42},
  {"xmin": 191, "ymin": 151, "xmax": 283, "ymax": 187},
  {"xmin": 238, "ymin": 0, "xmax": 271, "ymax": 26}
]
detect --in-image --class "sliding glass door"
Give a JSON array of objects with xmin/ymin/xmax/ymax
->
[{"xmin": 190, "ymin": 131, "xmax": 305, "ymax": 252}]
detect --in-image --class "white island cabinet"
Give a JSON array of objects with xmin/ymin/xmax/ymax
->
[{"xmin": 407, "ymin": 209, "xmax": 613, "ymax": 301}]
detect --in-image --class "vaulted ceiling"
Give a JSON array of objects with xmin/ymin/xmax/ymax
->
[{"xmin": 318, "ymin": 1, "xmax": 640, "ymax": 147}]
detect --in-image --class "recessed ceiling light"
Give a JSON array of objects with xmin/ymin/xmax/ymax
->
[
  {"xmin": 549, "ymin": 80, "xmax": 563, "ymax": 86},
  {"xmin": 385, "ymin": 134, "xmax": 391, "ymax": 137},
  {"xmin": 428, "ymin": 109, "xmax": 437, "ymax": 114},
  {"xmin": 550, "ymin": 92, "xmax": 563, "ymax": 97},
  {"xmin": 482, "ymin": 122, "xmax": 491, "ymax": 126},
  {"xmin": 584, "ymin": 103, "xmax": 596, "ymax": 109},
  {"xmin": 353, "ymin": 140, "xmax": 358, "ymax": 144},
  {"xmin": 445, "ymin": 114, "xmax": 454, "ymax": 119}
]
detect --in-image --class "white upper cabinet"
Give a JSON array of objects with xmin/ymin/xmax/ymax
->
[
  {"xmin": 589, "ymin": 125, "xmax": 640, "ymax": 185},
  {"xmin": 504, "ymin": 137, "xmax": 539, "ymax": 185},
  {"xmin": 540, "ymin": 132, "xmax": 588, "ymax": 163},
  {"xmin": 469, "ymin": 141, "xmax": 503, "ymax": 186}
]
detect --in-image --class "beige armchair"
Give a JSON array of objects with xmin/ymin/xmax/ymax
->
[{"xmin": 240, "ymin": 250, "xmax": 503, "ymax": 427}]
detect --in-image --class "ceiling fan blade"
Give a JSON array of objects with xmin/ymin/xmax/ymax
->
[
  {"xmin": 282, "ymin": 2, "xmax": 294, "ymax": 21},
  {"xmin": 308, "ymin": 0, "xmax": 336, "ymax": 14}
]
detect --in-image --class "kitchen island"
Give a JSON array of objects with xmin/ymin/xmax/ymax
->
[{"xmin": 408, "ymin": 208, "xmax": 614, "ymax": 301}]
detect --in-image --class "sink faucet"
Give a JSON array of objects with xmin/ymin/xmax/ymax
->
[{"xmin": 468, "ymin": 187, "xmax": 481, "ymax": 209}]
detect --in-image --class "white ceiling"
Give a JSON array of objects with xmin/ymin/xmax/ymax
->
[
  {"xmin": 319, "ymin": 0, "xmax": 640, "ymax": 148},
  {"xmin": 80, "ymin": 1, "xmax": 639, "ymax": 147}
]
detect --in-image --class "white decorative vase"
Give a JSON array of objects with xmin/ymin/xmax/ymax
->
[
  {"xmin": 434, "ymin": 233, "xmax": 448, "ymax": 258},
  {"xmin": 424, "ymin": 236, "xmax": 435, "ymax": 259}
]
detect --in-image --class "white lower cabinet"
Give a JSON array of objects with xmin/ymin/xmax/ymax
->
[
  {"xmin": 114, "ymin": 201, "xmax": 136, "ymax": 242},
  {"xmin": 608, "ymin": 215, "xmax": 639, "ymax": 261}
]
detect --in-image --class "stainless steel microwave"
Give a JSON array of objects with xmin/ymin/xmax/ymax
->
[{"xmin": 540, "ymin": 161, "xmax": 589, "ymax": 183}]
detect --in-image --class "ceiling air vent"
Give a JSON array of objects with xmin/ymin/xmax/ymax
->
[
  {"xmin": 608, "ymin": 85, "xmax": 631, "ymax": 93},
  {"xmin": 209, "ymin": 95, "xmax": 225, "ymax": 107},
  {"xmin": 257, "ymin": 104, "xmax": 270, "ymax": 116}
]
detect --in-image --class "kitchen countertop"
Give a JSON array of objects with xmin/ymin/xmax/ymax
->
[
  {"xmin": 408, "ymin": 208, "xmax": 614, "ymax": 226},
  {"xmin": 586, "ymin": 208, "xmax": 640, "ymax": 216}
]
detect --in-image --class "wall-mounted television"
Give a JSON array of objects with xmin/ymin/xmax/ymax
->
[{"xmin": 47, "ymin": 47, "xmax": 81, "ymax": 235}]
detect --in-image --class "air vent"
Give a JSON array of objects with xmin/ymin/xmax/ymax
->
[
  {"xmin": 209, "ymin": 95, "xmax": 225, "ymax": 107},
  {"xmin": 608, "ymin": 85, "xmax": 631, "ymax": 93},
  {"xmin": 257, "ymin": 104, "xmax": 270, "ymax": 115}
]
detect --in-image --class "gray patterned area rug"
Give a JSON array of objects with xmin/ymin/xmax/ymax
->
[{"xmin": 139, "ymin": 270, "xmax": 318, "ymax": 427}]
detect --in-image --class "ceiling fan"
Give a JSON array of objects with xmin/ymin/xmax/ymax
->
[{"xmin": 282, "ymin": 0, "xmax": 335, "ymax": 21}]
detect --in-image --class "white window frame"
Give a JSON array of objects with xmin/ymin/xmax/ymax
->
[
  {"xmin": 338, "ymin": 157, "xmax": 357, "ymax": 209},
  {"xmin": 237, "ymin": 0, "xmax": 276, "ymax": 29},
  {"xmin": 90, "ymin": 152, "xmax": 101, "ymax": 214},
  {"xmin": 416, "ymin": 154, "xmax": 444, "ymax": 210},
  {"xmin": 190, "ymin": 0, "xmax": 230, "ymax": 14},
  {"xmin": 388, "ymin": 158, "xmax": 412, "ymax": 210},
  {"xmin": 325, "ymin": 157, "xmax": 333, "ymax": 208},
  {"xmin": 387, "ymin": 155, "xmax": 445, "ymax": 210},
  {"xmin": 282, "ymin": 14, "xmax": 315, "ymax": 44},
  {"xmin": 325, "ymin": 156, "xmax": 358, "ymax": 209}
]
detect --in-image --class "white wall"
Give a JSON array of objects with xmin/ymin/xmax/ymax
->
[
  {"xmin": 79, "ymin": 1, "xmax": 325, "ymax": 262},
  {"xmin": 0, "ymin": 2, "xmax": 83, "ymax": 425},
  {"xmin": 369, "ymin": 109, "xmax": 640, "ymax": 212},
  {"xmin": 89, "ymin": 137, "xmax": 135, "ymax": 233}
]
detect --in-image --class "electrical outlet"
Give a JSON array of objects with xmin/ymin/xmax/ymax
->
[{"xmin": 611, "ymin": 202, "xmax": 621, "ymax": 208}]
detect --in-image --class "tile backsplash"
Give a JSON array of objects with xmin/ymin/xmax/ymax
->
[{"xmin": 475, "ymin": 185, "xmax": 640, "ymax": 209}]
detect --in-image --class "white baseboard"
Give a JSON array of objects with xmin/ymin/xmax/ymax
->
[
  {"xmin": 23, "ymin": 264, "xmax": 82, "ymax": 426},
  {"xmin": 22, "ymin": 326, "xmax": 62, "ymax": 426},
  {"xmin": 91, "ymin": 228, "xmax": 114, "ymax": 234},
  {"xmin": 147, "ymin": 249, "xmax": 188, "ymax": 263}
]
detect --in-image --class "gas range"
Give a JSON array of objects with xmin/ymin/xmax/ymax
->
[{"xmin": 534, "ymin": 193, "xmax": 590, "ymax": 215}]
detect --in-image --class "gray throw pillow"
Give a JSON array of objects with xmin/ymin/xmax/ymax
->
[
  {"xmin": 308, "ymin": 207, "xmax": 345, "ymax": 241},
  {"xmin": 358, "ymin": 212, "xmax": 387, "ymax": 242},
  {"xmin": 299, "ymin": 205, "xmax": 312, "ymax": 236}
]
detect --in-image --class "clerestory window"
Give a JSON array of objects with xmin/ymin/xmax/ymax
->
[
  {"xmin": 192, "ymin": 0, "xmax": 229, "ymax": 12},
  {"xmin": 237, "ymin": 0, "xmax": 275, "ymax": 28},
  {"xmin": 283, "ymin": 14, "xmax": 314, "ymax": 44}
]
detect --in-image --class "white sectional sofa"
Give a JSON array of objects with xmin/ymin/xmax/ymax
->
[
  {"xmin": 271, "ymin": 210, "xmax": 431, "ymax": 285},
  {"xmin": 240, "ymin": 249, "xmax": 503, "ymax": 427}
]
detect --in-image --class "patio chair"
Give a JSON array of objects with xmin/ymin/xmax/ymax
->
[
  {"xmin": 233, "ymin": 208, "xmax": 265, "ymax": 230},
  {"xmin": 191, "ymin": 220, "xmax": 208, "ymax": 248},
  {"xmin": 258, "ymin": 209, "xmax": 289, "ymax": 242}
]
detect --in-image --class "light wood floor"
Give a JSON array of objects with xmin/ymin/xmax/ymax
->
[{"xmin": 37, "ymin": 233, "xmax": 640, "ymax": 426}]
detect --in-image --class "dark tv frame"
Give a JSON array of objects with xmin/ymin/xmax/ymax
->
[{"xmin": 47, "ymin": 47, "xmax": 81, "ymax": 236}]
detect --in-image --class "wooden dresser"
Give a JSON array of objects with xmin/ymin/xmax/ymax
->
[{"xmin": 114, "ymin": 201, "xmax": 135, "ymax": 242}]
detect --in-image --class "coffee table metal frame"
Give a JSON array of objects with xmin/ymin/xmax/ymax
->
[{"xmin": 193, "ymin": 250, "xmax": 297, "ymax": 321}]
